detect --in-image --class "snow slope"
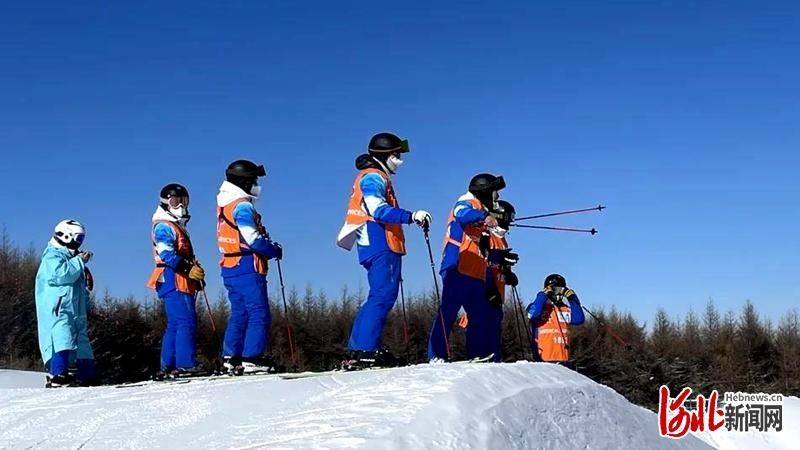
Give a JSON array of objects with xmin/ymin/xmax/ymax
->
[
  {"xmin": 0, "ymin": 369, "xmax": 47, "ymax": 389},
  {"xmin": 0, "ymin": 362, "xmax": 784, "ymax": 449}
]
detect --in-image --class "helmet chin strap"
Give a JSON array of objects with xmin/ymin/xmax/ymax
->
[{"xmin": 372, "ymin": 155, "xmax": 395, "ymax": 175}]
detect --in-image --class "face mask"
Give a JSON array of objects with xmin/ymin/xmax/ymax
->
[
  {"xmin": 250, "ymin": 185, "xmax": 262, "ymax": 198},
  {"xmin": 168, "ymin": 205, "xmax": 188, "ymax": 219},
  {"xmin": 386, "ymin": 155, "xmax": 404, "ymax": 173}
]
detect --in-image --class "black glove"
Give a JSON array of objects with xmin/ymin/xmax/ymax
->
[
  {"xmin": 485, "ymin": 284, "xmax": 503, "ymax": 309},
  {"xmin": 488, "ymin": 248, "xmax": 519, "ymax": 267},
  {"xmin": 503, "ymin": 268, "xmax": 519, "ymax": 287},
  {"xmin": 479, "ymin": 232, "xmax": 491, "ymax": 257}
]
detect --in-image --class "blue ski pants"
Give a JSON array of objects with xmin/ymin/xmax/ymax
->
[
  {"xmin": 428, "ymin": 269, "xmax": 500, "ymax": 360},
  {"xmin": 347, "ymin": 251, "xmax": 402, "ymax": 352},
  {"xmin": 223, "ymin": 272, "xmax": 270, "ymax": 358},
  {"xmin": 160, "ymin": 291, "xmax": 198, "ymax": 370}
]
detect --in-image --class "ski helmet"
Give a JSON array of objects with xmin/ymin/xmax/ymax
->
[
  {"xmin": 226, "ymin": 160, "xmax": 266, "ymax": 197},
  {"xmin": 54, "ymin": 219, "xmax": 86, "ymax": 250},
  {"xmin": 543, "ymin": 273, "xmax": 567, "ymax": 289},
  {"xmin": 159, "ymin": 183, "xmax": 190, "ymax": 220},
  {"xmin": 494, "ymin": 200, "xmax": 516, "ymax": 230},
  {"xmin": 469, "ymin": 173, "xmax": 506, "ymax": 207},
  {"xmin": 368, "ymin": 132, "xmax": 409, "ymax": 155},
  {"xmin": 368, "ymin": 132, "xmax": 409, "ymax": 174}
]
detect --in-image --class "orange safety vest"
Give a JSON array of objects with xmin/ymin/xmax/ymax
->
[
  {"xmin": 535, "ymin": 303, "xmax": 573, "ymax": 362},
  {"xmin": 146, "ymin": 221, "xmax": 198, "ymax": 294},
  {"xmin": 341, "ymin": 168, "xmax": 406, "ymax": 255},
  {"xmin": 443, "ymin": 197, "xmax": 487, "ymax": 280},
  {"xmin": 217, "ymin": 198, "xmax": 268, "ymax": 274},
  {"xmin": 458, "ymin": 232, "xmax": 508, "ymax": 329}
]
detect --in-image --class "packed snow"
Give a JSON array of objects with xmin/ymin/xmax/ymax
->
[
  {"xmin": 0, "ymin": 369, "xmax": 47, "ymax": 389},
  {"xmin": 0, "ymin": 362, "xmax": 796, "ymax": 449}
]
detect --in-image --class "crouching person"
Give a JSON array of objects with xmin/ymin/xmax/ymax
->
[
  {"xmin": 35, "ymin": 220, "xmax": 98, "ymax": 387},
  {"xmin": 526, "ymin": 274, "xmax": 585, "ymax": 367}
]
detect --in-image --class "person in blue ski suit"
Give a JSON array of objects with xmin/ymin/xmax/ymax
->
[
  {"xmin": 217, "ymin": 160, "xmax": 283, "ymax": 374},
  {"xmin": 147, "ymin": 183, "xmax": 206, "ymax": 377},
  {"xmin": 35, "ymin": 220, "xmax": 97, "ymax": 387},
  {"xmin": 428, "ymin": 173, "xmax": 506, "ymax": 361},
  {"xmin": 527, "ymin": 274, "xmax": 585, "ymax": 366},
  {"xmin": 336, "ymin": 132, "xmax": 431, "ymax": 367}
]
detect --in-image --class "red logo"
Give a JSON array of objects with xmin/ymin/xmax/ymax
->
[{"xmin": 658, "ymin": 386, "xmax": 725, "ymax": 438}]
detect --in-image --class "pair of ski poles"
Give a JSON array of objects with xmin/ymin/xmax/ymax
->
[
  {"xmin": 197, "ymin": 257, "xmax": 298, "ymax": 369},
  {"xmin": 511, "ymin": 204, "xmax": 604, "ymax": 235}
]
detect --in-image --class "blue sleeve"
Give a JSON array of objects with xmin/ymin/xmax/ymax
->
[
  {"xmin": 568, "ymin": 294, "xmax": 585, "ymax": 325},
  {"xmin": 153, "ymin": 223, "xmax": 188, "ymax": 270},
  {"xmin": 360, "ymin": 173, "xmax": 412, "ymax": 224},
  {"xmin": 526, "ymin": 291, "xmax": 549, "ymax": 321},
  {"xmin": 233, "ymin": 202, "xmax": 282, "ymax": 259},
  {"xmin": 453, "ymin": 200, "xmax": 487, "ymax": 225},
  {"xmin": 44, "ymin": 249, "xmax": 85, "ymax": 286}
]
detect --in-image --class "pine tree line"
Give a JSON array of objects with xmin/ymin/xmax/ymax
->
[{"xmin": 1, "ymin": 232, "xmax": 798, "ymax": 410}]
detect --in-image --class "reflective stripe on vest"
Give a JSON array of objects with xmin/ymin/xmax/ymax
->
[
  {"xmin": 443, "ymin": 197, "xmax": 487, "ymax": 280},
  {"xmin": 535, "ymin": 304, "xmax": 572, "ymax": 362},
  {"xmin": 216, "ymin": 198, "xmax": 267, "ymax": 274},
  {"xmin": 146, "ymin": 221, "xmax": 197, "ymax": 294},
  {"xmin": 343, "ymin": 168, "xmax": 406, "ymax": 255}
]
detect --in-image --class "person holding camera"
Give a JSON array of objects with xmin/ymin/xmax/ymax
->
[{"xmin": 526, "ymin": 273, "xmax": 585, "ymax": 365}]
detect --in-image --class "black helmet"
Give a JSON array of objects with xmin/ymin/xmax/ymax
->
[
  {"xmin": 368, "ymin": 132, "xmax": 409, "ymax": 154},
  {"xmin": 469, "ymin": 173, "xmax": 505, "ymax": 207},
  {"xmin": 544, "ymin": 273, "xmax": 567, "ymax": 289},
  {"xmin": 226, "ymin": 160, "xmax": 266, "ymax": 179},
  {"xmin": 494, "ymin": 200, "xmax": 516, "ymax": 229},
  {"xmin": 159, "ymin": 183, "xmax": 189, "ymax": 203},
  {"xmin": 226, "ymin": 160, "xmax": 266, "ymax": 194}
]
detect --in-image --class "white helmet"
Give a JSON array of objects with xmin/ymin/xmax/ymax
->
[{"xmin": 54, "ymin": 220, "xmax": 86, "ymax": 250}]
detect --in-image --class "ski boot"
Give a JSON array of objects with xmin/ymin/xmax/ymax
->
[
  {"xmin": 223, "ymin": 356, "xmax": 245, "ymax": 376},
  {"xmin": 45, "ymin": 373, "xmax": 76, "ymax": 388},
  {"xmin": 341, "ymin": 348, "xmax": 400, "ymax": 371},
  {"xmin": 241, "ymin": 355, "xmax": 280, "ymax": 374}
]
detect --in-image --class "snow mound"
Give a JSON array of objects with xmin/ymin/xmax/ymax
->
[
  {"xmin": 0, "ymin": 362, "xmax": 754, "ymax": 449},
  {"xmin": 0, "ymin": 369, "xmax": 47, "ymax": 389}
]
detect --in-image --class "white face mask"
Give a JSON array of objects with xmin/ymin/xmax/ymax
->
[
  {"xmin": 250, "ymin": 185, "xmax": 262, "ymax": 198},
  {"xmin": 386, "ymin": 155, "xmax": 404, "ymax": 173}
]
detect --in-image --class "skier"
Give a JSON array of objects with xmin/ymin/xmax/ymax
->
[
  {"xmin": 34, "ymin": 220, "xmax": 98, "ymax": 387},
  {"xmin": 454, "ymin": 199, "xmax": 519, "ymax": 362},
  {"xmin": 427, "ymin": 173, "xmax": 506, "ymax": 361},
  {"xmin": 526, "ymin": 273, "xmax": 585, "ymax": 365},
  {"xmin": 217, "ymin": 160, "xmax": 283, "ymax": 374},
  {"xmin": 337, "ymin": 132, "xmax": 432, "ymax": 369},
  {"xmin": 147, "ymin": 183, "xmax": 206, "ymax": 378}
]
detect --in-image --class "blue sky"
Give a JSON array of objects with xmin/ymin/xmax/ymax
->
[{"xmin": 1, "ymin": 1, "xmax": 797, "ymax": 322}]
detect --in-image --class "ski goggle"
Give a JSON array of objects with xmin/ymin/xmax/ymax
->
[
  {"xmin": 75, "ymin": 234, "xmax": 86, "ymax": 244},
  {"xmin": 369, "ymin": 139, "xmax": 410, "ymax": 154},
  {"xmin": 551, "ymin": 286, "xmax": 566, "ymax": 296},
  {"xmin": 164, "ymin": 196, "xmax": 190, "ymax": 208}
]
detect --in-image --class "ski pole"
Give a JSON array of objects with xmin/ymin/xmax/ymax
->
[
  {"xmin": 512, "ymin": 287, "xmax": 533, "ymax": 360},
  {"xmin": 199, "ymin": 289, "xmax": 219, "ymax": 336},
  {"xmin": 276, "ymin": 259, "xmax": 298, "ymax": 366},
  {"xmin": 399, "ymin": 276, "xmax": 410, "ymax": 359},
  {"xmin": 581, "ymin": 305, "xmax": 631, "ymax": 350},
  {"xmin": 510, "ymin": 290, "xmax": 526, "ymax": 361},
  {"xmin": 423, "ymin": 224, "xmax": 450, "ymax": 359},
  {"xmin": 515, "ymin": 205, "xmax": 605, "ymax": 222},
  {"xmin": 511, "ymin": 224, "xmax": 598, "ymax": 235}
]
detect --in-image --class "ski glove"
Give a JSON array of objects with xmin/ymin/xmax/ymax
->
[
  {"xmin": 270, "ymin": 241, "xmax": 283, "ymax": 260},
  {"xmin": 412, "ymin": 210, "xmax": 432, "ymax": 228},
  {"xmin": 503, "ymin": 268, "xmax": 519, "ymax": 287},
  {"xmin": 564, "ymin": 288, "xmax": 577, "ymax": 300},
  {"xmin": 188, "ymin": 265, "xmax": 205, "ymax": 284}
]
